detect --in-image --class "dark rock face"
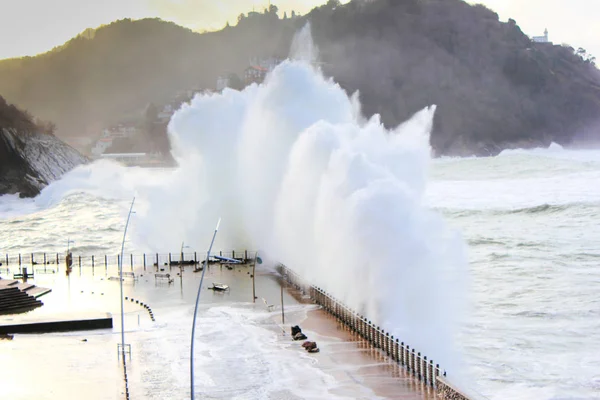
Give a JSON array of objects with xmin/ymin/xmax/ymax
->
[
  {"xmin": 0, "ymin": 128, "xmax": 87, "ymax": 197},
  {"xmin": 1, "ymin": 95, "xmax": 87, "ymax": 198}
]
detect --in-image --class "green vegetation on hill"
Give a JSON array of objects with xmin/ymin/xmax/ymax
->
[{"xmin": 0, "ymin": 0, "xmax": 599, "ymax": 156}]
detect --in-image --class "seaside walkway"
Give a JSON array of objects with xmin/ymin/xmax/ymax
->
[{"xmin": 0, "ymin": 249, "xmax": 476, "ymax": 399}]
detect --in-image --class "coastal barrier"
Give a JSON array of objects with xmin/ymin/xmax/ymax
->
[
  {"xmin": 0, "ymin": 250, "xmax": 257, "ymax": 276},
  {"xmin": 277, "ymin": 265, "xmax": 477, "ymax": 400}
]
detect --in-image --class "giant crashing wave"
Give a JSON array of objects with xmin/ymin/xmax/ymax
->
[{"xmin": 0, "ymin": 127, "xmax": 88, "ymax": 198}]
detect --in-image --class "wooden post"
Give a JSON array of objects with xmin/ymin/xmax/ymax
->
[
  {"xmin": 232, "ymin": 250, "xmax": 235, "ymax": 259},
  {"xmin": 43, "ymin": 253, "xmax": 47, "ymax": 265},
  {"xmin": 117, "ymin": 254, "xmax": 120, "ymax": 270},
  {"xmin": 5, "ymin": 254, "xmax": 8, "ymax": 266},
  {"xmin": 130, "ymin": 254, "xmax": 133, "ymax": 271},
  {"xmin": 143, "ymin": 254, "xmax": 146, "ymax": 271},
  {"xmin": 194, "ymin": 252, "xmax": 197, "ymax": 265},
  {"xmin": 56, "ymin": 253, "xmax": 58, "ymax": 266},
  {"xmin": 18, "ymin": 253, "xmax": 21, "ymax": 267},
  {"xmin": 245, "ymin": 250, "xmax": 248, "ymax": 261},
  {"xmin": 168, "ymin": 253, "xmax": 171, "ymax": 270},
  {"xmin": 91, "ymin": 255, "xmax": 95, "ymax": 275},
  {"xmin": 156, "ymin": 253, "xmax": 159, "ymax": 271},
  {"xmin": 31, "ymin": 253, "xmax": 34, "ymax": 265},
  {"xmin": 105, "ymin": 255, "xmax": 108, "ymax": 273}
]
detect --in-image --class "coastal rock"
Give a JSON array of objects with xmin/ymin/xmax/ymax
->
[{"xmin": 0, "ymin": 98, "xmax": 87, "ymax": 198}]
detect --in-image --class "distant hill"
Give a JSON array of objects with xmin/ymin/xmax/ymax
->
[{"xmin": 1, "ymin": 0, "xmax": 599, "ymax": 156}]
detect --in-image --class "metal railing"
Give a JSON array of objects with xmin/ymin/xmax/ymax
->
[
  {"xmin": 0, "ymin": 250, "xmax": 257, "ymax": 277},
  {"xmin": 277, "ymin": 264, "xmax": 477, "ymax": 400}
]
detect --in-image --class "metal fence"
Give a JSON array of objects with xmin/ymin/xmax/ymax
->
[
  {"xmin": 0, "ymin": 250, "xmax": 258, "ymax": 277},
  {"xmin": 277, "ymin": 264, "xmax": 448, "ymax": 390}
]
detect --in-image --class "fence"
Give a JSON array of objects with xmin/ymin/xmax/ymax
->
[
  {"xmin": 0, "ymin": 250, "xmax": 258, "ymax": 277},
  {"xmin": 277, "ymin": 265, "xmax": 475, "ymax": 399}
]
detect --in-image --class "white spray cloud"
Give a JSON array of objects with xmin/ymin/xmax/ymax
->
[
  {"xmin": 128, "ymin": 27, "xmax": 468, "ymax": 372},
  {"xmin": 3, "ymin": 25, "xmax": 468, "ymax": 374}
]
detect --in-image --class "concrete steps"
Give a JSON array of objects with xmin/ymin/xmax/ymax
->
[{"xmin": 0, "ymin": 279, "xmax": 44, "ymax": 315}]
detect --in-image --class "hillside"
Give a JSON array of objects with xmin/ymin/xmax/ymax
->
[
  {"xmin": 0, "ymin": 96, "xmax": 87, "ymax": 197},
  {"xmin": 0, "ymin": 0, "xmax": 599, "ymax": 156}
]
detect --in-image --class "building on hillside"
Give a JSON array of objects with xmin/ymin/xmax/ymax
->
[
  {"xmin": 244, "ymin": 65, "xmax": 269, "ymax": 85},
  {"xmin": 217, "ymin": 76, "xmax": 230, "ymax": 91},
  {"xmin": 532, "ymin": 29, "xmax": 550, "ymax": 43},
  {"xmin": 244, "ymin": 57, "xmax": 284, "ymax": 85},
  {"xmin": 91, "ymin": 124, "xmax": 138, "ymax": 157}
]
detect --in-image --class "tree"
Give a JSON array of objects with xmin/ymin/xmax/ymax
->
[{"xmin": 227, "ymin": 73, "xmax": 244, "ymax": 90}]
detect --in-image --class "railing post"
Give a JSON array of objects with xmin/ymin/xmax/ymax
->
[
  {"xmin": 411, "ymin": 349, "xmax": 416, "ymax": 376},
  {"xmin": 105, "ymin": 255, "xmax": 108, "ymax": 273},
  {"xmin": 168, "ymin": 253, "xmax": 171, "ymax": 270},
  {"xmin": 19, "ymin": 253, "xmax": 21, "ymax": 267},
  {"xmin": 417, "ymin": 352, "xmax": 422, "ymax": 380},
  {"xmin": 130, "ymin": 254, "xmax": 133, "ymax": 271},
  {"xmin": 5, "ymin": 254, "xmax": 8, "ymax": 266},
  {"xmin": 43, "ymin": 253, "xmax": 47, "ymax": 265},
  {"xmin": 405, "ymin": 345, "xmax": 410, "ymax": 370},
  {"xmin": 79, "ymin": 256, "xmax": 82, "ymax": 275},
  {"xmin": 56, "ymin": 253, "xmax": 58, "ymax": 266},
  {"xmin": 429, "ymin": 360, "xmax": 435, "ymax": 387},
  {"xmin": 117, "ymin": 254, "xmax": 120, "ymax": 270},
  {"xmin": 143, "ymin": 254, "xmax": 146, "ymax": 271},
  {"xmin": 423, "ymin": 356, "xmax": 428, "ymax": 384},
  {"xmin": 31, "ymin": 253, "xmax": 34, "ymax": 265},
  {"xmin": 245, "ymin": 250, "xmax": 248, "ymax": 261},
  {"xmin": 232, "ymin": 250, "xmax": 235, "ymax": 259},
  {"xmin": 194, "ymin": 252, "xmax": 197, "ymax": 264},
  {"xmin": 156, "ymin": 253, "xmax": 159, "ymax": 271},
  {"xmin": 92, "ymin": 255, "xmax": 95, "ymax": 274}
]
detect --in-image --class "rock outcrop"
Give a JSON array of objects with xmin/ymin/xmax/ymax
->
[{"xmin": 0, "ymin": 97, "xmax": 87, "ymax": 197}]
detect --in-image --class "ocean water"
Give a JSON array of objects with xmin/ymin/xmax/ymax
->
[
  {"xmin": 428, "ymin": 146, "xmax": 600, "ymax": 399},
  {"xmin": 1, "ymin": 55, "xmax": 599, "ymax": 398},
  {"xmin": 2, "ymin": 147, "xmax": 598, "ymax": 399}
]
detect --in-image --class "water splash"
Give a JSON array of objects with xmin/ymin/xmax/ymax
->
[{"xmin": 0, "ymin": 26, "xmax": 468, "ymax": 373}]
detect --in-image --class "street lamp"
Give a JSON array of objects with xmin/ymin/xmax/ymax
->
[
  {"xmin": 180, "ymin": 242, "xmax": 190, "ymax": 265},
  {"xmin": 190, "ymin": 218, "xmax": 221, "ymax": 400},
  {"xmin": 118, "ymin": 197, "xmax": 136, "ymax": 359}
]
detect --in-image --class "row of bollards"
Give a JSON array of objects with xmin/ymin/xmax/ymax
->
[
  {"xmin": 278, "ymin": 265, "xmax": 445, "ymax": 388},
  {"xmin": 125, "ymin": 296, "xmax": 155, "ymax": 322}
]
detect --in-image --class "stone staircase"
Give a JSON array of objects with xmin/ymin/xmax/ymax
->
[{"xmin": 0, "ymin": 279, "xmax": 44, "ymax": 315}]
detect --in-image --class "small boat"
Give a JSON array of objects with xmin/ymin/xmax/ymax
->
[{"xmin": 211, "ymin": 283, "xmax": 229, "ymax": 292}]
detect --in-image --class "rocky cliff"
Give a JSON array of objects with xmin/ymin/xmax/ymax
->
[{"xmin": 0, "ymin": 97, "xmax": 87, "ymax": 197}]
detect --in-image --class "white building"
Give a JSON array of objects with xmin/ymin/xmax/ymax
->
[
  {"xmin": 217, "ymin": 76, "xmax": 230, "ymax": 91},
  {"xmin": 532, "ymin": 29, "xmax": 550, "ymax": 43}
]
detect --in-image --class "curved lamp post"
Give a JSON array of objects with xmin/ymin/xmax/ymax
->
[
  {"xmin": 190, "ymin": 218, "xmax": 221, "ymax": 400},
  {"xmin": 118, "ymin": 197, "xmax": 136, "ymax": 358}
]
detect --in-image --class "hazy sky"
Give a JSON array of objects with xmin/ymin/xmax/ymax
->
[{"xmin": 0, "ymin": 0, "xmax": 597, "ymax": 60}]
